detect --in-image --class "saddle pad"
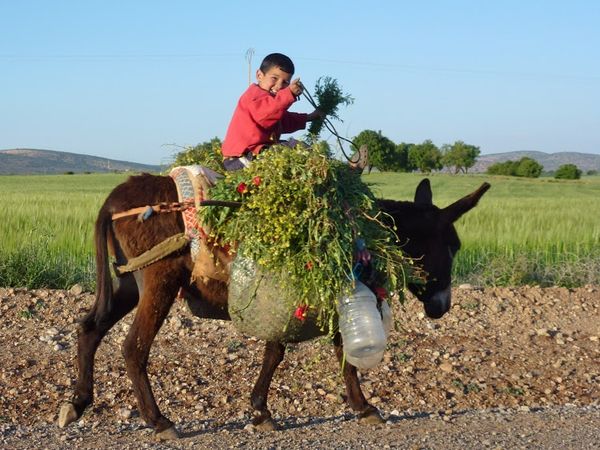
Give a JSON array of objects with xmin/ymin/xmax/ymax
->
[{"xmin": 169, "ymin": 165, "xmax": 222, "ymax": 260}]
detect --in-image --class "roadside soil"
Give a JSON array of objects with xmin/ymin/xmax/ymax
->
[{"xmin": 0, "ymin": 285, "xmax": 598, "ymax": 449}]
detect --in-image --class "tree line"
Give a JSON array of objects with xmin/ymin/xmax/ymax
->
[
  {"xmin": 352, "ymin": 130, "xmax": 480, "ymax": 174},
  {"xmin": 173, "ymin": 132, "xmax": 588, "ymax": 180}
]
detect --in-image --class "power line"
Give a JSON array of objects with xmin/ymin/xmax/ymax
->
[
  {"xmin": 296, "ymin": 56, "xmax": 600, "ymax": 81},
  {"xmin": 0, "ymin": 52, "xmax": 241, "ymax": 61}
]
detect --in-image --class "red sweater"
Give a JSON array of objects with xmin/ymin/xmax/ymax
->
[{"xmin": 222, "ymin": 84, "xmax": 308, "ymax": 157}]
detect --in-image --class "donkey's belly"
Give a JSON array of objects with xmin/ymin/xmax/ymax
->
[
  {"xmin": 181, "ymin": 289, "xmax": 230, "ymax": 321},
  {"xmin": 182, "ymin": 288, "xmax": 326, "ymax": 343}
]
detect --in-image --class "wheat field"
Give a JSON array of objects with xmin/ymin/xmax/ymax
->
[{"xmin": 1, "ymin": 172, "xmax": 599, "ymax": 288}]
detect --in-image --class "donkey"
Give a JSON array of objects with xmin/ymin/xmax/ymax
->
[{"xmin": 58, "ymin": 175, "xmax": 489, "ymax": 439}]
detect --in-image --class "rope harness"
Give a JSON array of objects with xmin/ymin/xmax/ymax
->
[
  {"xmin": 111, "ymin": 201, "xmax": 196, "ymax": 221},
  {"xmin": 111, "ymin": 166, "xmax": 240, "ymax": 274}
]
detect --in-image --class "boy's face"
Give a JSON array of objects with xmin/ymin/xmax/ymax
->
[{"xmin": 256, "ymin": 66, "xmax": 293, "ymax": 95}]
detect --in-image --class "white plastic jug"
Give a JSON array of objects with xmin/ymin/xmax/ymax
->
[{"xmin": 338, "ymin": 281, "xmax": 387, "ymax": 369}]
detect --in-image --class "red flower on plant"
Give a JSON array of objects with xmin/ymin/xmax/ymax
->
[
  {"xmin": 236, "ymin": 182, "xmax": 248, "ymax": 194},
  {"xmin": 373, "ymin": 287, "xmax": 388, "ymax": 300},
  {"xmin": 252, "ymin": 176, "xmax": 262, "ymax": 186},
  {"xmin": 305, "ymin": 261, "xmax": 314, "ymax": 270},
  {"xmin": 294, "ymin": 305, "xmax": 308, "ymax": 321}
]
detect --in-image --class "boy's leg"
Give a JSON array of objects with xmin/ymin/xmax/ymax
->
[{"xmin": 223, "ymin": 153, "xmax": 253, "ymax": 172}]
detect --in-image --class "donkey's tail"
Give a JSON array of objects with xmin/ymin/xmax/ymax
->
[{"xmin": 81, "ymin": 206, "xmax": 114, "ymax": 331}]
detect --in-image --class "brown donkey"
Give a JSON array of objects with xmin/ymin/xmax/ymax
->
[{"xmin": 58, "ymin": 175, "xmax": 489, "ymax": 439}]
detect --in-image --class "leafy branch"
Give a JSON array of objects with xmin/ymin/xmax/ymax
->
[{"xmin": 306, "ymin": 77, "xmax": 354, "ymax": 140}]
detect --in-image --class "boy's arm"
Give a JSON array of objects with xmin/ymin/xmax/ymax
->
[
  {"xmin": 281, "ymin": 108, "xmax": 324, "ymax": 133},
  {"xmin": 280, "ymin": 111, "xmax": 308, "ymax": 134},
  {"xmin": 249, "ymin": 88, "xmax": 298, "ymax": 129}
]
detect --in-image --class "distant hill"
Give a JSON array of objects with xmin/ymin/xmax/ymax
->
[
  {"xmin": 473, "ymin": 151, "xmax": 600, "ymax": 173},
  {"xmin": 0, "ymin": 148, "xmax": 164, "ymax": 175}
]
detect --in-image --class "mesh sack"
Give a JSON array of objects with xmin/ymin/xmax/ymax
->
[{"xmin": 227, "ymin": 254, "xmax": 324, "ymax": 343}]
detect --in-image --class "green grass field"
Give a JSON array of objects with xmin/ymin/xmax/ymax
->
[
  {"xmin": 364, "ymin": 172, "xmax": 600, "ymax": 286},
  {"xmin": 1, "ymin": 172, "xmax": 599, "ymax": 289},
  {"xmin": 0, "ymin": 173, "xmax": 129, "ymax": 289}
]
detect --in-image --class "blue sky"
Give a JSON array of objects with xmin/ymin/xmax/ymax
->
[{"xmin": 1, "ymin": 1, "xmax": 599, "ymax": 165}]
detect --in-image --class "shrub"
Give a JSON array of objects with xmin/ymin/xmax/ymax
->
[
  {"xmin": 555, "ymin": 164, "xmax": 582, "ymax": 180},
  {"xmin": 486, "ymin": 157, "xmax": 542, "ymax": 178}
]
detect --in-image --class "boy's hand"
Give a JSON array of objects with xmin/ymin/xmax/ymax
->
[
  {"xmin": 307, "ymin": 109, "xmax": 325, "ymax": 122},
  {"xmin": 289, "ymin": 78, "xmax": 304, "ymax": 97}
]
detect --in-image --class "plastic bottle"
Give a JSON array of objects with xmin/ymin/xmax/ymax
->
[
  {"xmin": 338, "ymin": 281, "xmax": 387, "ymax": 369},
  {"xmin": 380, "ymin": 299, "xmax": 393, "ymax": 338},
  {"xmin": 346, "ymin": 299, "xmax": 393, "ymax": 369}
]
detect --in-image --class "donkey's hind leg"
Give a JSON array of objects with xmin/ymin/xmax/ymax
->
[
  {"xmin": 59, "ymin": 273, "xmax": 139, "ymax": 427},
  {"xmin": 250, "ymin": 341, "xmax": 286, "ymax": 431},
  {"xmin": 333, "ymin": 333, "xmax": 384, "ymax": 424},
  {"xmin": 121, "ymin": 260, "xmax": 185, "ymax": 439}
]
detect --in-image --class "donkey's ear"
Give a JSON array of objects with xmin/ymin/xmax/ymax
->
[
  {"xmin": 442, "ymin": 182, "xmax": 491, "ymax": 223},
  {"xmin": 414, "ymin": 179, "xmax": 433, "ymax": 205}
]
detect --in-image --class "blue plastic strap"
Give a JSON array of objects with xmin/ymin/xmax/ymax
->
[{"xmin": 142, "ymin": 206, "xmax": 154, "ymax": 221}]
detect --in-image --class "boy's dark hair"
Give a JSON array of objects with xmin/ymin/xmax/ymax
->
[{"xmin": 259, "ymin": 53, "xmax": 295, "ymax": 75}]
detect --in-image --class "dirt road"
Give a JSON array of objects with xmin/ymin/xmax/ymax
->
[{"xmin": 0, "ymin": 285, "xmax": 598, "ymax": 448}]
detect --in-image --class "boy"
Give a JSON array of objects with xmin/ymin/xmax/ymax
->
[{"xmin": 221, "ymin": 53, "xmax": 323, "ymax": 171}]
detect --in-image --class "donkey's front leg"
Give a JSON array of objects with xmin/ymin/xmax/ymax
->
[
  {"xmin": 333, "ymin": 333, "xmax": 384, "ymax": 424},
  {"xmin": 250, "ymin": 340, "xmax": 285, "ymax": 430}
]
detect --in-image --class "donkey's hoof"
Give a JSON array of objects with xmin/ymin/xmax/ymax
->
[
  {"xmin": 358, "ymin": 409, "xmax": 384, "ymax": 424},
  {"xmin": 254, "ymin": 417, "xmax": 278, "ymax": 431},
  {"xmin": 58, "ymin": 402, "xmax": 79, "ymax": 428},
  {"xmin": 155, "ymin": 425, "xmax": 180, "ymax": 441}
]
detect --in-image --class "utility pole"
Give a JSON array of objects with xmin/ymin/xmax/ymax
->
[{"xmin": 245, "ymin": 48, "xmax": 255, "ymax": 85}]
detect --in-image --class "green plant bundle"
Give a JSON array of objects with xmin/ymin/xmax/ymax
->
[
  {"xmin": 170, "ymin": 138, "xmax": 224, "ymax": 174},
  {"xmin": 199, "ymin": 145, "xmax": 421, "ymax": 332},
  {"xmin": 307, "ymin": 77, "xmax": 354, "ymax": 139}
]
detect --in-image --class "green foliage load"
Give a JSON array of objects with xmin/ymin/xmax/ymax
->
[
  {"xmin": 554, "ymin": 164, "xmax": 582, "ymax": 180},
  {"xmin": 487, "ymin": 157, "xmax": 543, "ymax": 178},
  {"xmin": 199, "ymin": 145, "xmax": 420, "ymax": 332},
  {"xmin": 170, "ymin": 138, "xmax": 223, "ymax": 173},
  {"xmin": 307, "ymin": 77, "xmax": 354, "ymax": 140}
]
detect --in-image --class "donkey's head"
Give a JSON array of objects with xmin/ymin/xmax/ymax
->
[{"xmin": 379, "ymin": 179, "xmax": 490, "ymax": 319}]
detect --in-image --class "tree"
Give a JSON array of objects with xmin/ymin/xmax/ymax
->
[
  {"xmin": 555, "ymin": 164, "xmax": 582, "ymax": 180},
  {"xmin": 515, "ymin": 157, "xmax": 543, "ymax": 178},
  {"xmin": 390, "ymin": 142, "xmax": 415, "ymax": 172},
  {"xmin": 408, "ymin": 140, "xmax": 442, "ymax": 173},
  {"xmin": 352, "ymin": 130, "xmax": 396, "ymax": 173},
  {"xmin": 441, "ymin": 141, "xmax": 480, "ymax": 174}
]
